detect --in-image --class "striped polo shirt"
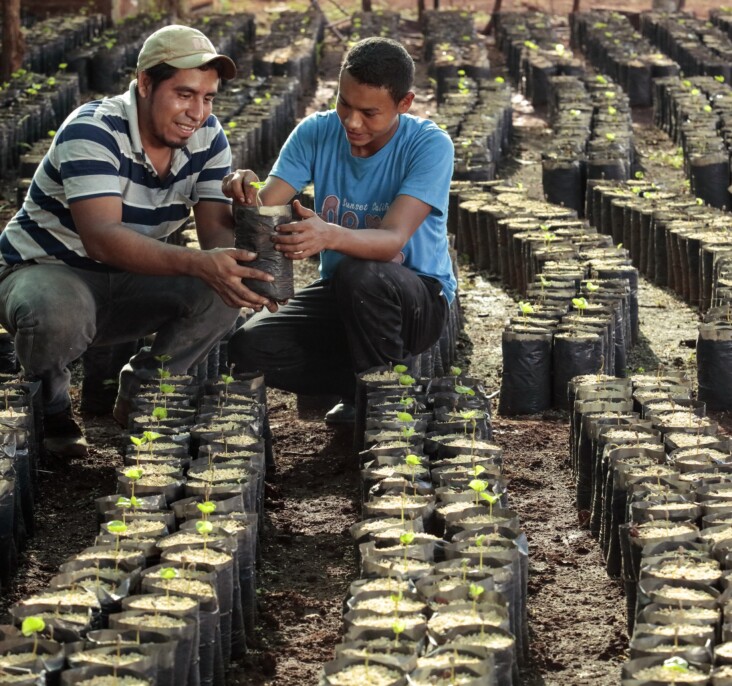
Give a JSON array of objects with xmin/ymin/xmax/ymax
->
[{"xmin": 0, "ymin": 80, "xmax": 232, "ymax": 270}]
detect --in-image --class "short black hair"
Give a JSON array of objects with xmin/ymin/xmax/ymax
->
[
  {"xmin": 142, "ymin": 61, "xmax": 226, "ymax": 92},
  {"xmin": 340, "ymin": 37, "xmax": 414, "ymax": 103}
]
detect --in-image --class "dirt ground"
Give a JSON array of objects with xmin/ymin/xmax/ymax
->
[{"xmin": 0, "ymin": 1, "xmax": 727, "ymax": 685}]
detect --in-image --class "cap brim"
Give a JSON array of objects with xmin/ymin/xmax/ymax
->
[{"xmin": 166, "ymin": 53, "xmax": 237, "ymax": 80}]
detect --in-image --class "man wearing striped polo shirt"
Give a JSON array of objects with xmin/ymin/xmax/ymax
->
[{"xmin": 0, "ymin": 25, "xmax": 275, "ymax": 457}]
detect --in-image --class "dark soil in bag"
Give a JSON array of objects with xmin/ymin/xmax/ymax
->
[{"xmin": 234, "ymin": 204, "xmax": 294, "ymax": 303}]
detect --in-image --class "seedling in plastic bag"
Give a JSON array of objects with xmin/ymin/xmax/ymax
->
[
  {"xmin": 391, "ymin": 618, "xmax": 406, "ymax": 648},
  {"xmin": 21, "ymin": 616, "xmax": 46, "ymax": 656},
  {"xmin": 106, "ymin": 519, "xmax": 128, "ymax": 555},
  {"xmin": 197, "ymin": 500, "xmax": 217, "ymax": 521},
  {"xmin": 159, "ymin": 567, "xmax": 178, "ymax": 601},
  {"xmin": 196, "ymin": 519, "xmax": 214, "ymax": 553},
  {"xmin": 469, "ymin": 582, "xmax": 484, "ymax": 615},
  {"xmin": 124, "ymin": 467, "xmax": 144, "ymax": 501},
  {"xmin": 399, "ymin": 531, "xmax": 415, "ymax": 567}
]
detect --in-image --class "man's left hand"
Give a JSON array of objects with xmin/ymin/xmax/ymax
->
[{"xmin": 273, "ymin": 200, "xmax": 334, "ymax": 260}]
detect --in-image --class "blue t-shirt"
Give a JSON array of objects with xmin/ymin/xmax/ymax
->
[{"xmin": 269, "ymin": 110, "xmax": 457, "ymax": 303}]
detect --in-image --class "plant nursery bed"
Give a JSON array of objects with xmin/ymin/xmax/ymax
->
[{"xmin": 0, "ymin": 0, "xmax": 729, "ymax": 684}]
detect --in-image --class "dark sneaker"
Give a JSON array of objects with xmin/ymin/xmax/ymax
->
[
  {"xmin": 112, "ymin": 396, "xmax": 135, "ymax": 428},
  {"xmin": 43, "ymin": 407, "xmax": 88, "ymax": 457},
  {"xmin": 324, "ymin": 401, "xmax": 355, "ymax": 425}
]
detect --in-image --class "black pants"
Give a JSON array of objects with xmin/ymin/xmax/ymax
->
[{"xmin": 228, "ymin": 257, "xmax": 449, "ymax": 399}]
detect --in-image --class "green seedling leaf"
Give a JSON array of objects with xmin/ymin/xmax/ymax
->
[
  {"xmin": 494, "ymin": 76, "xmax": 505, "ymax": 84},
  {"xmin": 455, "ymin": 385, "xmax": 476, "ymax": 397},
  {"xmin": 398, "ymin": 374, "xmax": 416, "ymax": 387},
  {"xmin": 572, "ymin": 297, "xmax": 588, "ymax": 311},
  {"xmin": 160, "ymin": 567, "xmax": 178, "ymax": 580},
  {"xmin": 663, "ymin": 656, "xmax": 690, "ymax": 673},
  {"xmin": 480, "ymin": 492, "xmax": 501, "ymax": 505},
  {"xmin": 159, "ymin": 384, "xmax": 175, "ymax": 395},
  {"xmin": 518, "ymin": 301, "xmax": 534, "ymax": 315},
  {"xmin": 196, "ymin": 520, "xmax": 214, "ymax": 536},
  {"xmin": 396, "ymin": 411, "xmax": 414, "ymax": 423},
  {"xmin": 152, "ymin": 406, "xmax": 168, "ymax": 420},
  {"xmin": 523, "ymin": 40, "xmax": 539, "ymax": 50},
  {"xmin": 142, "ymin": 431, "xmax": 162, "ymax": 443},
  {"xmin": 460, "ymin": 409, "xmax": 480, "ymax": 420},
  {"xmin": 607, "ymin": 106, "xmax": 617, "ymax": 115},
  {"xmin": 554, "ymin": 43, "xmax": 565, "ymax": 54},
  {"xmin": 405, "ymin": 454, "xmax": 422, "ymax": 467},
  {"xmin": 450, "ymin": 365, "xmax": 462, "ymax": 376},
  {"xmin": 399, "ymin": 532, "xmax": 415, "ymax": 546},
  {"xmin": 469, "ymin": 479, "xmax": 488, "ymax": 493},
  {"xmin": 392, "ymin": 619, "xmax": 406, "ymax": 635},
  {"xmin": 605, "ymin": 132, "xmax": 616, "ymax": 141},
  {"xmin": 197, "ymin": 501, "xmax": 217, "ymax": 515},
  {"xmin": 399, "ymin": 396, "xmax": 415, "ymax": 407},
  {"xmin": 130, "ymin": 436, "xmax": 144, "ymax": 447},
  {"xmin": 221, "ymin": 374, "xmax": 234, "ymax": 384},
  {"xmin": 634, "ymin": 170, "xmax": 644, "ymax": 179},
  {"xmin": 393, "ymin": 364, "xmax": 408, "ymax": 374},
  {"xmin": 124, "ymin": 467, "xmax": 143, "ymax": 481},
  {"xmin": 116, "ymin": 496, "xmax": 132, "ymax": 509},
  {"xmin": 715, "ymin": 75, "xmax": 725, "ymax": 83},
  {"xmin": 585, "ymin": 281, "xmax": 600, "ymax": 292},
  {"xmin": 106, "ymin": 520, "xmax": 128, "ymax": 535},
  {"xmin": 469, "ymin": 582, "xmax": 484, "ymax": 599},
  {"xmin": 475, "ymin": 534, "xmax": 486, "ymax": 547},
  {"xmin": 595, "ymin": 74, "xmax": 607, "ymax": 84},
  {"xmin": 469, "ymin": 465, "xmax": 486, "ymax": 477},
  {"xmin": 155, "ymin": 354, "xmax": 172, "ymax": 364},
  {"xmin": 22, "ymin": 617, "xmax": 46, "ymax": 637}
]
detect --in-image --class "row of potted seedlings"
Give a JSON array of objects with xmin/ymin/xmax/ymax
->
[
  {"xmin": 319, "ymin": 365, "xmax": 525, "ymax": 685},
  {"xmin": 651, "ymin": 75, "xmax": 732, "ymax": 210},
  {"xmin": 493, "ymin": 11, "xmax": 582, "ymax": 107},
  {"xmin": 543, "ymin": 71, "xmax": 636, "ymax": 216},
  {"xmin": 446, "ymin": 179, "xmax": 639, "ymax": 414},
  {"xmin": 0, "ymin": 367, "xmax": 268, "ymax": 685},
  {"xmin": 422, "ymin": 9, "xmax": 491, "ymax": 101},
  {"xmin": 583, "ymin": 179, "xmax": 732, "ymax": 411},
  {"xmin": 567, "ymin": 371, "xmax": 732, "ymax": 684},
  {"xmin": 569, "ymin": 10, "xmax": 680, "ymax": 108},
  {"xmin": 639, "ymin": 11, "xmax": 732, "ymax": 85},
  {"xmin": 0, "ymin": 375, "xmax": 41, "ymax": 600}
]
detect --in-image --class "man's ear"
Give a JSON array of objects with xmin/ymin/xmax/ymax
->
[
  {"xmin": 398, "ymin": 91, "xmax": 415, "ymax": 114},
  {"xmin": 137, "ymin": 71, "xmax": 151, "ymax": 99}
]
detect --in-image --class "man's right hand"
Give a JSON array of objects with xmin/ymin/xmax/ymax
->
[
  {"xmin": 195, "ymin": 247, "xmax": 278, "ymax": 312},
  {"xmin": 222, "ymin": 170, "xmax": 261, "ymax": 206}
]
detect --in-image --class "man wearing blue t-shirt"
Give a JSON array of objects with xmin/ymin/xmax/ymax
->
[
  {"xmin": 0, "ymin": 26, "xmax": 275, "ymax": 456},
  {"xmin": 225, "ymin": 37, "xmax": 456, "ymax": 424}
]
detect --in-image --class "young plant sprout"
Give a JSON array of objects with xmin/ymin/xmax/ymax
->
[
  {"xmin": 398, "ymin": 373, "xmax": 416, "ymax": 388},
  {"xmin": 480, "ymin": 491, "xmax": 501, "ymax": 519},
  {"xmin": 158, "ymin": 382, "xmax": 175, "ymax": 409},
  {"xmin": 196, "ymin": 519, "xmax": 214, "ymax": 553},
  {"xmin": 461, "ymin": 557, "xmax": 469, "ymax": 583},
  {"xmin": 391, "ymin": 618, "xmax": 406, "ymax": 648},
  {"xmin": 115, "ymin": 495, "xmax": 141, "ymax": 523},
  {"xmin": 106, "ymin": 520, "xmax": 128, "ymax": 555},
  {"xmin": 390, "ymin": 589, "xmax": 403, "ymax": 618},
  {"xmin": 405, "ymin": 454, "xmax": 422, "ymax": 495},
  {"xmin": 450, "ymin": 365, "xmax": 462, "ymax": 377},
  {"xmin": 250, "ymin": 180, "xmax": 266, "ymax": 207},
  {"xmin": 155, "ymin": 353, "xmax": 172, "ymax": 392},
  {"xmin": 393, "ymin": 364, "xmax": 408, "ymax": 375},
  {"xmin": 151, "ymin": 405, "xmax": 168, "ymax": 423},
  {"xmin": 475, "ymin": 534, "xmax": 487, "ymax": 571},
  {"xmin": 197, "ymin": 500, "xmax": 217, "ymax": 520},
  {"xmin": 159, "ymin": 567, "xmax": 178, "ymax": 600},
  {"xmin": 21, "ymin": 616, "xmax": 45, "ymax": 656},
  {"xmin": 399, "ymin": 531, "xmax": 415, "ymax": 568},
  {"xmin": 585, "ymin": 281, "xmax": 600, "ymax": 298},
  {"xmin": 663, "ymin": 656, "xmax": 690, "ymax": 674},
  {"xmin": 518, "ymin": 301, "xmax": 534, "ymax": 320},
  {"xmin": 468, "ymin": 478, "xmax": 489, "ymax": 506},
  {"xmin": 572, "ymin": 296, "xmax": 588, "ymax": 316},
  {"xmin": 124, "ymin": 467, "xmax": 144, "ymax": 501},
  {"xmin": 469, "ymin": 582, "xmax": 484, "ymax": 615},
  {"xmin": 220, "ymin": 369, "xmax": 235, "ymax": 406}
]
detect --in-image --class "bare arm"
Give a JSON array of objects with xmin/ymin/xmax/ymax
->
[
  {"xmin": 70, "ymin": 195, "xmax": 277, "ymax": 311},
  {"xmin": 222, "ymin": 169, "xmax": 433, "ymax": 261}
]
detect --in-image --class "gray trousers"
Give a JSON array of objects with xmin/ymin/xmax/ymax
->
[{"xmin": 0, "ymin": 263, "xmax": 240, "ymax": 414}]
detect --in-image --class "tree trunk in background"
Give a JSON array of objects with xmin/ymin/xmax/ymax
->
[
  {"xmin": 0, "ymin": 0, "xmax": 25, "ymax": 82},
  {"xmin": 481, "ymin": 0, "xmax": 502, "ymax": 35}
]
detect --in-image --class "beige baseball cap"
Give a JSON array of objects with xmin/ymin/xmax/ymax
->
[{"xmin": 137, "ymin": 25, "xmax": 236, "ymax": 80}]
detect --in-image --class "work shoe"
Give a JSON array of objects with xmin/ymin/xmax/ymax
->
[
  {"xmin": 112, "ymin": 396, "xmax": 136, "ymax": 428},
  {"xmin": 43, "ymin": 407, "xmax": 89, "ymax": 457},
  {"xmin": 324, "ymin": 401, "xmax": 355, "ymax": 425}
]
